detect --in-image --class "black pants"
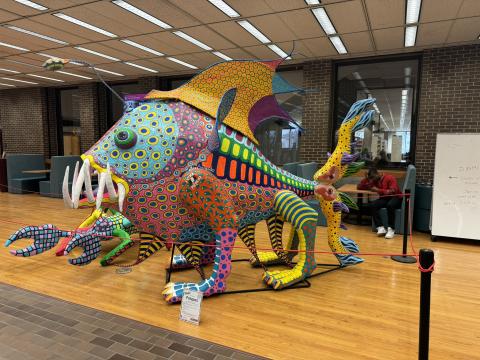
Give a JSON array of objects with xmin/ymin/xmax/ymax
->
[{"xmin": 363, "ymin": 197, "xmax": 402, "ymax": 229}]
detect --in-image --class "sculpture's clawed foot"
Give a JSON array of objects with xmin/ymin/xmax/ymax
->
[
  {"xmin": 4, "ymin": 225, "xmax": 70, "ymax": 257},
  {"xmin": 262, "ymin": 268, "xmax": 307, "ymax": 290},
  {"xmin": 250, "ymin": 251, "xmax": 286, "ymax": 267},
  {"xmin": 162, "ymin": 279, "xmax": 226, "ymax": 304}
]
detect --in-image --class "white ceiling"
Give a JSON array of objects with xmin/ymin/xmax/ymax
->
[{"xmin": 0, "ymin": 0, "xmax": 478, "ymax": 88}]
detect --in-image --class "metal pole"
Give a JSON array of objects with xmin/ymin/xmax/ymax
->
[
  {"xmin": 392, "ymin": 189, "xmax": 416, "ymax": 263},
  {"xmin": 418, "ymin": 248, "xmax": 434, "ymax": 360}
]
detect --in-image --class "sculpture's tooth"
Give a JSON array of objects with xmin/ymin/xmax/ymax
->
[
  {"xmin": 83, "ymin": 159, "xmax": 95, "ymax": 203},
  {"xmin": 96, "ymin": 172, "xmax": 106, "ymax": 210},
  {"xmin": 105, "ymin": 164, "xmax": 118, "ymax": 201},
  {"xmin": 117, "ymin": 183, "xmax": 125, "ymax": 212},
  {"xmin": 72, "ymin": 161, "xmax": 79, "ymax": 189},
  {"xmin": 72, "ymin": 161, "xmax": 86, "ymax": 209},
  {"xmin": 62, "ymin": 166, "xmax": 74, "ymax": 208}
]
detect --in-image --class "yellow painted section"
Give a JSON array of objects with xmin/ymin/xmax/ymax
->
[
  {"xmin": 232, "ymin": 143, "xmax": 240, "ymax": 157},
  {"xmin": 220, "ymin": 138, "xmax": 230, "ymax": 153}
]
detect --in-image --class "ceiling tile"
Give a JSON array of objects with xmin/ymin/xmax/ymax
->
[
  {"xmin": 301, "ymin": 37, "xmax": 338, "ymax": 57},
  {"xmin": 170, "ymin": 0, "xmax": 230, "ymax": 22},
  {"xmin": 76, "ymin": 43, "xmax": 138, "ymax": 62},
  {"xmin": 248, "ymin": 14, "xmax": 297, "ymax": 42},
  {"xmin": 174, "ymin": 26, "xmax": 235, "ymax": 50},
  {"xmin": 325, "ymin": 0, "xmax": 368, "ymax": 34},
  {"xmin": 277, "ymin": 9, "xmax": 326, "ymax": 39},
  {"xmin": 227, "ymin": 0, "xmax": 305, "ymax": 17},
  {"xmin": 417, "ymin": 21, "xmax": 453, "ymax": 46},
  {"xmin": 420, "ymin": 0, "xmax": 463, "ymax": 22},
  {"xmin": 208, "ymin": 22, "xmax": 262, "ymax": 47},
  {"xmin": 446, "ymin": 17, "xmax": 480, "ymax": 43},
  {"xmin": 244, "ymin": 44, "xmax": 282, "ymax": 59},
  {"xmin": 342, "ymin": 32, "xmax": 374, "ymax": 53},
  {"xmin": 129, "ymin": 32, "xmax": 206, "ymax": 55},
  {"xmin": 365, "ymin": 0, "xmax": 405, "ymax": 29},
  {"xmin": 373, "ymin": 27, "xmax": 404, "ymax": 50},
  {"xmin": 457, "ymin": 0, "xmax": 480, "ymax": 17},
  {"xmin": 217, "ymin": 47, "xmax": 258, "ymax": 59},
  {"xmin": 0, "ymin": 9, "xmax": 22, "ymax": 22}
]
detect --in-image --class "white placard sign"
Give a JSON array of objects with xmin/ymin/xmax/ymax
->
[{"xmin": 179, "ymin": 289, "xmax": 203, "ymax": 325}]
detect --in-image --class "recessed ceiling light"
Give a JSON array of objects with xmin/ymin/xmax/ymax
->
[
  {"xmin": 14, "ymin": 0, "xmax": 47, "ymax": 10},
  {"xmin": 237, "ymin": 20, "xmax": 270, "ymax": 44},
  {"xmin": 173, "ymin": 31, "xmax": 212, "ymax": 51},
  {"xmin": 208, "ymin": 0, "xmax": 240, "ymax": 18},
  {"xmin": 312, "ymin": 7, "xmax": 336, "ymax": 35},
  {"xmin": 1, "ymin": 77, "xmax": 38, "ymax": 84},
  {"xmin": 305, "ymin": 0, "xmax": 320, "ymax": 5},
  {"xmin": 120, "ymin": 39, "xmax": 164, "ymax": 56},
  {"xmin": 56, "ymin": 70, "xmax": 92, "ymax": 80},
  {"xmin": 53, "ymin": 13, "xmax": 117, "ymax": 38},
  {"xmin": 75, "ymin": 47, "xmax": 120, "ymax": 61},
  {"xmin": 95, "ymin": 67, "xmax": 124, "ymax": 76},
  {"xmin": 0, "ymin": 68, "xmax": 20, "ymax": 74},
  {"xmin": 0, "ymin": 82, "xmax": 16, "ymax": 87},
  {"xmin": 167, "ymin": 57, "xmax": 198, "ymax": 69},
  {"xmin": 212, "ymin": 51, "xmax": 232, "ymax": 61},
  {"xmin": 329, "ymin": 36, "xmax": 347, "ymax": 54},
  {"xmin": 28, "ymin": 74, "xmax": 64, "ymax": 82},
  {"xmin": 406, "ymin": 0, "xmax": 422, "ymax": 25},
  {"xmin": 5, "ymin": 25, "xmax": 68, "ymax": 45},
  {"xmin": 124, "ymin": 62, "xmax": 158, "ymax": 73},
  {"xmin": 267, "ymin": 44, "xmax": 291, "ymax": 59},
  {"xmin": 405, "ymin": 25, "xmax": 417, "ymax": 47},
  {"xmin": 112, "ymin": 0, "xmax": 171, "ymax": 29},
  {"xmin": 0, "ymin": 41, "xmax": 29, "ymax": 51}
]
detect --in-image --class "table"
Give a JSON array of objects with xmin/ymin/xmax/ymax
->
[
  {"xmin": 22, "ymin": 170, "xmax": 51, "ymax": 174},
  {"xmin": 337, "ymin": 183, "xmax": 377, "ymax": 225}
]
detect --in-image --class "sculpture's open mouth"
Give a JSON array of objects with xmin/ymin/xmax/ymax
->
[{"xmin": 62, "ymin": 157, "xmax": 129, "ymax": 212}]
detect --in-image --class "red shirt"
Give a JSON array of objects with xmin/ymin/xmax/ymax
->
[{"xmin": 358, "ymin": 174, "xmax": 401, "ymax": 198}]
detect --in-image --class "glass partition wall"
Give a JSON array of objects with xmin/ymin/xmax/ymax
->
[
  {"xmin": 58, "ymin": 88, "xmax": 81, "ymax": 155},
  {"xmin": 333, "ymin": 57, "xmax": 420, "ymax": 167}
]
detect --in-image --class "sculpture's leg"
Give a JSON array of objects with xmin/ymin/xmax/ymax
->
[
  {"xmin": 238, "ymin": 224, "xmax": 266, "ymax": 269},
  {"xmin": 263, "ymin": 191, "xmax": 318, "ymax": 289},
  {"xmin": 162, "ymin": 168, "xmax": 238, "ymax": 303}
]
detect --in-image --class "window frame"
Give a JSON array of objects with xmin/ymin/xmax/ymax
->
[{"xmin": 331, "ymin": 53, "xmax": 423, "ymax": 168}]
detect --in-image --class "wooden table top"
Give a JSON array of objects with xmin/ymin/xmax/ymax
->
[
  {"xmin": 337, "ymin": 183, "xmax": 377, "ymax": 195},
  {"xmin": 22, "ymin": 169, "xmax": 51, "ymax": 174}
]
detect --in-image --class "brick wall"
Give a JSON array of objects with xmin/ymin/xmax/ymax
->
[
  {"xmin": 300, "ymin": 60, "xmax": 332, "ymax": 164},
  {"xmin": 0, "ymin": 87, "xmax": 47, "ymax": 155},
  {"xmin": 415, "ymin": 44, "xmax": 480, "ymax": 183}
]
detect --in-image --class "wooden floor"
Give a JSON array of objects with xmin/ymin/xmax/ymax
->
[{"xmin": 0, "ymin": 193, "xmax": 479, "ymax": 359}]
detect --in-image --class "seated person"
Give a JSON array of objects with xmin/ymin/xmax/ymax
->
[{"xmin": 357, "ymin": 167, "xmax": 402, "ymax": 239}]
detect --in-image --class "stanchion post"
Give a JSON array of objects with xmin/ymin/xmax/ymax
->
[
  {"xmin": 418, "ymin": 248, "xmax": 434, "ymax": 360},
  {"xmin": 392, "ymin": 189, "xmax": 416, "ymax": 263}
]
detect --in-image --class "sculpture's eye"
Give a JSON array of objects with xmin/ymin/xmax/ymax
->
[{"xmin": 115, "ymin": 128, "xmax": 137, "ymax": 149}]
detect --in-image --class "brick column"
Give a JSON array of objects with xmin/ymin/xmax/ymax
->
[
  {"xmin": 299, "ymin": 60, "xmax": 333, "ymax": 163},
  {"xmin": 415, "ymin": 44, "xmax": 480, "ymax": 183},
  {"xmin": 78, "ymin": 83, "xmax": 100, "ymax": 153}
]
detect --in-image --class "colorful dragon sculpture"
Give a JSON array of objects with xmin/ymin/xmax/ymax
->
[{"xmin": 5, "ymin": 58, "xmax": 376, "ymax": 303}]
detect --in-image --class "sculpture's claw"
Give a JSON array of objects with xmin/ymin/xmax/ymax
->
[
  {"xmin": 63, "ymin": 232, "xmax": 102, "ymax": 266},
  {"xmin": 5, "ymin": 225, "xmax": 70, "ymax": 257}
]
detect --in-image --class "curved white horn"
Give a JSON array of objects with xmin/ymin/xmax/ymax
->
[
  {"xmin": 117, "ymin": 183, "xmax": 125, "ymax": 212},
  {"xmin": 62, "ymin": 166, "xmax": 74, "ymax": 208},
  {"xmin": 72, "ymin": 161, "xmax": 79, "ymax": 190},
  {"xmin": 72, "ymin": 161, "xmax": 86, "ymax": 209},
  {"xmin": 96, "ymin": 172, "xmax": 106, "ymax": 209},
  {"xmin": 83, "ymin": 159, "xmax": 95, "ymax": 203},
  {"xmin": 105, "ymin": 163, "xmax": 118, "ymax": 201}
]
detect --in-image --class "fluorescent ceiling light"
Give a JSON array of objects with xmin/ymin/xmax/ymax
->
[
  {"xmin": 112, "ymin": 0, "xmax": 171, "ymax": 29},
  {"xmin": 75, "ymin": 47, "xmax": 120, "ymax": 61},
  {"xmin": 305, "ymin": 0, "xmax": 320, "ymax": 4},
  {"xmin": 237, "ymin": 20, "xmax": 270, "ymax": 44},
  {"xmin": 0, "ymin": 82, "xmax": 16, "ymax": 87},
  {"xmin": 0, "ymin": 68, "xmax": 20, "ymax": 74},
  {"xmin": 53, "ymin": 13, "xmax": 117, "ymax": 38},
  {"xmin": 5, "ymin": 25, "xmax": 68, "ymax": 45},
  {"xmin": 167, "ymin": 57, "xmax": 198, "ymax": 69},
  {"xmin": 329, "ymin": 36, "xmax": 347, "ymax": 54},
  {"xmin": 312, "ymin": 7, "xmax": 336, "ymax": 35},
  {"xmin": 173, "ymin": 31, "xmax": 212, "ymax": 50},
  {"xmin": 124, "ymin": 62, "xmax": 158, "ymax": 73},
  {"xmin": 28, "ymin": 74, "xmax": 64, "ymax": 82},
  {"xmin": 404, "ymin": 25, "xmax": 417, "ymax": 47},
  {"xmin": 406, "ymin": 0, "xmax": 422, "ymax": 24},
  {"xmin": 0, "ymin": 41, "xmax": 29, "ymax": 51},
  {"xmin": 208, "ymin": 0, "xmax": 240, "ymax": 18},
  {"xmin": 15, "ymin": 0, "xmax": 47, "ymax": 10},
  {"xmin": 121, "ymin": 39, "xmax": 164, "ymax": 56},
  {"xmin": 95, "ymin": 67, "xmax": 124, "ymax": 76},
  {"xmin": 1, "ymin": 77, "xmax": 38, "ymax": 84},
  {"xmin": 267, "ymin": 44, "xmax": 291, "ymax": 59},
  {"xmin": 212, "ymin": 51, "xmax": 232, "ymax": 61},
  {"xmin": 56, "ymin": 70, "xmax": 92, "ymax": 80}
]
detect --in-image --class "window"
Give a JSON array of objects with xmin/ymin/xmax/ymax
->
[
  {"xmin": 333, "ymin": 57, "xmax": 420, "ymax": 167},
  {"xmin": 58, "ymin": 88, "xmax": 81, "ymax": 155},
  {"xmin": 254, "ymin": 69, "xmax": 303, "ymax": 165}
]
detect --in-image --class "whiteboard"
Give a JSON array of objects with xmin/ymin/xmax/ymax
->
[{"xmin": 432, "ymin": 133, "xmax": 480, "ymax": 240}]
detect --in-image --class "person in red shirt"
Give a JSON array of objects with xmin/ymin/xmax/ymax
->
[{"xmin": 357, "ymin": 167, "xmax": 402, "ymax": 239}]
